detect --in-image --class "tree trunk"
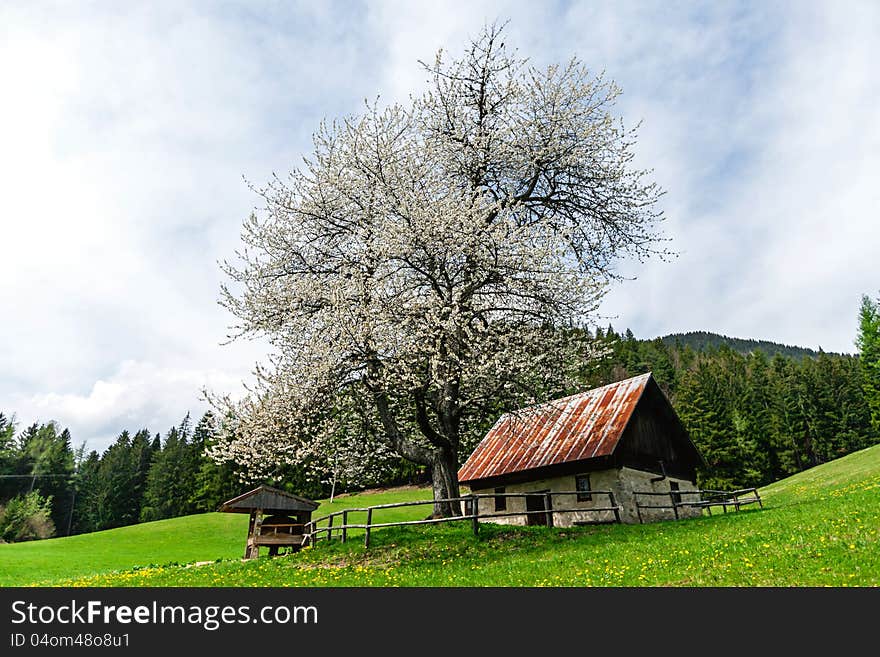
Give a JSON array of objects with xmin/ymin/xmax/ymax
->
[
  {"xmin": 430, "ymin": 448, "xmax": 461, "ymax": 517},
  {"xmin": 370, "ymin": 376, "xmax": 462, "ymax": 517}
]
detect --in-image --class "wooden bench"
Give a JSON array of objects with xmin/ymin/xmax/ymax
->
[{"xmin": 251, "ymin": 522, "xmax": 306, "ymax": 555}]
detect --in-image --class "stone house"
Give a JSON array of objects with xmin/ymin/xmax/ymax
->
[{"xmin": 458, "ymin": 373, "xmax": 704, "ymax": 525}]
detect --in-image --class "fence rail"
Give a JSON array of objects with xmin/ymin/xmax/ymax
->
[
  {"xmin": 302, "ymin": 490, "xmax": 622, "ymax": 548},
  {"xmin": 633, "ymin": 487, "xmax": 762, "ymax": 523}
]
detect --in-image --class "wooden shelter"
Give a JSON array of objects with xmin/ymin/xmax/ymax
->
[
  {"xmin": 459, "ymin": 373, "xmax": 706, "ymax": 524},
  {"xmin": 219, "ymin": 485, "xmax": 319, "ymax": 559}
]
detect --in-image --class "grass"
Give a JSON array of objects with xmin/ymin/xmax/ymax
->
[
  {"xmin": 0, "ymin": 486, "xmax": 431, "ymax": 587},
  {"xmin": 295, "ymin": 485, "xmax": 434, "ymax": 527},
  {"xmin": 0, "ymin": 512, "xmax": 248, "ymax": 587},
  {"xmin": 2, "ymin": 447, "xmax": 877, "ymax": 587}
]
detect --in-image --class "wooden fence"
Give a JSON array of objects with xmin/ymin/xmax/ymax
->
[
  {"xmin": 633, "ymin": 487, "xmax": 763, "ymax": 523},
  {"xmin": 303, "ymin": 490, "xmax": 622, "ymax": 548}
]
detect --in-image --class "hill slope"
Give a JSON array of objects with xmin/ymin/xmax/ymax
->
[
  {"xmin": 0, "ymin": 487, "xmax": 431, "ymax": 587},
  {"xmin": 0, "ymin": 513, "xmax": 247, "ymax": 587},
  {"xmin": 658, "ymin": 331, "xmax": 836, "ymax": 359},
  {"xmin": 4, "ymin": 445, "xmax": 876, "ymax": 587}
]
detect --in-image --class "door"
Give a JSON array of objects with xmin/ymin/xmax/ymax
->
[{"xmin": 526, "ymin": 490, "xmax": 552, "ymax": 526}]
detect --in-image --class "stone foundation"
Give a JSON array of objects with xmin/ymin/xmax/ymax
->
[{"xmin": 468, "ymin": 467, "xmax": 700, "ymax": 526}]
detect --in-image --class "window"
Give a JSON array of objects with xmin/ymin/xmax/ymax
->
[
  {"xmin": 494, "ymin": 487, "xmax": 506, "ymax": 512},
  {"xmin": 670, "ymin": 481, "xmax": 681, "ymax": 505},
  {"xmin": 575, "ymin": 474, "xmax": 592, "ymax": 502}
]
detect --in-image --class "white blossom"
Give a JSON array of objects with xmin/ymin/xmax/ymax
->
[{"xmin": 210, "ymin": 24, "xmax": 665, "ymax": 513}]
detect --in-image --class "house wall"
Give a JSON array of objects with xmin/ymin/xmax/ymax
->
[
  {"xmin": 468, "ymin": 468, "xmax": 700, "ymax": 525},
  {"xmin": 613, "ymin": 467, "xmax": 701, "ymax": 523}
]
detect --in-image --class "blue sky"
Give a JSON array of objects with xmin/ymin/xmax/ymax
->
[{"xmin": 1, "ymin": 1, "xmax": 878, "ymax": 451}]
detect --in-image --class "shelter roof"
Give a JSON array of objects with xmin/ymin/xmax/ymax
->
[{"xmin": 218, "ymin": 485, "xmax": 319, "ymax": 514}]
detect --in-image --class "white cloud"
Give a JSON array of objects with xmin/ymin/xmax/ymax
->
[
  {"xmin": 580, "ymin": 1, "xmax": 880, "ymax": 352},
  {"xmin": 10, "ymin": 360, "xmax": 245, "ymax": 449},
  {"xmin": 0, "ymin": 2, "xmax": 374, "ymax": 448}
]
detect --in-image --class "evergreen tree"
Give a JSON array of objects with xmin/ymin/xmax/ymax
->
[
  {"xmin": 82, "ymin": 428, "xmax": 156, "ymax": 530},
  {"xmin": 93, "ymin": 431, "xmax": 134, "ymax": 528},
  {"xmin": 190, "ymin": 411, "xmax": 242, "ymax": 513},
  {"xmin": 70, "ymin": 449, "xmax": 101, "ymax": 534},
  {"xmin": 128, "ymin": 429, "xmax": 155, "ymax": 518},
  {"xmin": 736, "ymin": 351, "xmax": 775, "ymax": 486},
  {"xmin": 767, "ymin": 355, "xmax": 806, "ymax": 476},
  {"xmin": 676, "ymin": 357, "xmax": 742, "ymax": 489},
  {"xmin": 0, "ymin": 413, "xmax": 14, "ymax": 454},
  {"xmin": 0, "ymin": 413, "xmax": 19, "ymax": 500},
  {"xmin": 856, "ymin": 293, "xmax": 880, "ymax": 432},
  {"xmin": 15, "ymin": 423, "xmax": 40, "ymax": 477},
  {"xmin": 140, "ymin": 415, "xmax": 200, "ymax": 522}
]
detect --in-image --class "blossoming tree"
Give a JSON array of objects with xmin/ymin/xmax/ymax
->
[{"xmin": 212, "ymin": 24, "xmax": 666, "ymax": 516}]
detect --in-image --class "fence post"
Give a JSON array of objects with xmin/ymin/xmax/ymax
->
[
  {"xmin": 670, "ymin": 492, "xmax": 680, "ymax": 520},
  {"xmin": 544, "ymin": 492, "xmax": 554, "ymax": 528},
  {"xmin": 755, "ymin": 488, "xmax": 763, "ymax": 509},
  {"xmin": 327, "ymin": 513, "xmax": 334, "ymax": 542},
  {"xmin": 342, "ymin": 510, "xmax": 348, "ymax": 543},
  {"xmin": 471, "ymin": 495, "xmax": 479, "ymax": 536},
  {"xmin": 364, "ymin": 508, "xmax": 373, "ymax": 548},
  {"xmin": 608, "ymin": 491, "xmax": 621, "ymax": 524}
]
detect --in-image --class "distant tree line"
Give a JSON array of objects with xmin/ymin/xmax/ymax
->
[
  {"xmin": 0, "ymin": 412, "xmax": 237, "ymax": 541},
  {"xmin": 586, "ymin": 303, "xmax": 880, "ymax": 489},
  {"xmin": 658, "ymin": 331, "xmax": 829, "ymax": 360},
  {"xmin": 0, "ymin": 409, "xmax": 420, "ymax": 542}
]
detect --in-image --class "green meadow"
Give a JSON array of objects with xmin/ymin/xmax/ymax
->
[
  {"xmin": 1, "ymin": 447, "xmax": 877, "ymax": 587},
  {"xmin": 0, "ymin": 487, "xmax": 431, "ymax": 587}
]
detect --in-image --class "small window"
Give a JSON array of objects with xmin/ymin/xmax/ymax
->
[
  {"xmin": 670, "ymin": 481, "xmax": 681, "ymax": 505},
  {"xmin": 494, "ymin": 487, "xmax": 506, "ymax": 512},
  {"xmin": 575, "ymin": 475, "xmax": 592, "ymax": 502}
]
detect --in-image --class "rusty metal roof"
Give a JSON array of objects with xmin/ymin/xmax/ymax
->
[{"xmin": 458, "ymin": 373, "xmax": 652, "ymax": 484}]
